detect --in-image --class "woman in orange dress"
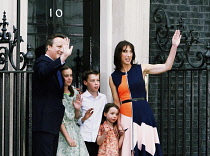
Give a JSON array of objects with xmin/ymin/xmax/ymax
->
[{"xmin": 109, "ymin": 30, "xmax": 181, "ymax": 156}]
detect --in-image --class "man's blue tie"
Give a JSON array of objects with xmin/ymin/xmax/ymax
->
[{"xmin": 57, "ymin": 70, "xmax": 63, "ymax": 88}]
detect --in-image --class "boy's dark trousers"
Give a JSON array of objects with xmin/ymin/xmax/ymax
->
[{"xmin": 85, "ymin": 141, "xmax": 99, "ymax": 156}]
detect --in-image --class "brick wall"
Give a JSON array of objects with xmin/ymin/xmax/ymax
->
[{"xmin": 149, "ymin": 0, "xmax": 210, "ymax": 155}]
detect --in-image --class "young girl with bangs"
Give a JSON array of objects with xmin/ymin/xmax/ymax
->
[{"xmin": 97, "ymin": 103, "xmax": 125, "ymax": 156}]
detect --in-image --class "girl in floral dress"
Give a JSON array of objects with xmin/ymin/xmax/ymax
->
[
  {"xmin": 57, "ymin": 65, "xmax": 89, "ymax": 156},
  {"xmin": 97, "ymin": 103, "xmax": 125, "ymax": 156}
]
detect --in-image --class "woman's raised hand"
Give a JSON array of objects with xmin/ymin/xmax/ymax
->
[{"xmin": 172, "ymin": 30, "xmax": 182, "ymax": 47}]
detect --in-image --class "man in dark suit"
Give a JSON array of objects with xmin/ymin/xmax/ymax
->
[{"xmin": 32, "ymin": 34, "xmax": 73, "ymax": 156}]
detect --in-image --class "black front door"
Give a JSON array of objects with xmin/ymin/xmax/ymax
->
[{"xmin": 27, "ymin": 0, "xmax": 100, "ymax": 89}]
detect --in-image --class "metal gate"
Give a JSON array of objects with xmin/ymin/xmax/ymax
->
[
  {"xmin": 0, "ymin": 9, "xmax": 34, "ymax": 156},
  {"xmin": 155, "ymin": 67, "xmax": 210, "ymax": 156},
  {"xmin": 150, "ymin": 8, "xmax": 210, "ymax": 155}
]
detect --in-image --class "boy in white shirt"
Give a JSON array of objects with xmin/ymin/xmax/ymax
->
[{"xmin": 78, "ymin": 70, "xmax": 107, "ymax": 156}]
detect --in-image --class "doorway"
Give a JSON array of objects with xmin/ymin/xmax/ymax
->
[{"xmin": 27, "ymin": 0, "xmax": 100, "ymax": 89}]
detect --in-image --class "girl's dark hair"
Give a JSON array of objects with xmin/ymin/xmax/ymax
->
[
  {"xmin": 101, "ymin": 103, "xmax": 120, "ymax": 125},
  {"xmin": 60, "ymin": 65, "xmax": 74, "ymax": 97},
  {"xmin": 114, "ymin": 40, "xmax": 136, "ymax": 71},
  {"xmin": 45, "ymin": 34, "xmax": 66, "ymax": 52}
]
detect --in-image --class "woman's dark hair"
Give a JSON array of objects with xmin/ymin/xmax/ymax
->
[
  {"xmin": 45, "ymin": 34, "xmax": 66, "ymax": 52},
  {"xmin": 101, "ymin": 103, "xmax": 120, "ymax": 125},
  {"xmin": 60, "ymin": 65, "xmax": 74, "ymax": 97},
  {"xmin": 114, "ymin": 40, "xmax": 136, "ymax": 71}
]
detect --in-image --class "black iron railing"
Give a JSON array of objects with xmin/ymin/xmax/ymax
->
[
  {"xmin": 151, "ymin": 8, "xmax": 210, "ymax": 156},
  {"xmin": 0, "ymin": 10, "xmax": 34, "ymax": 156}
]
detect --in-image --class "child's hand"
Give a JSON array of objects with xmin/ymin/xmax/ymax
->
[
  {"xmin": 101, "ymin": 124, "xmax": 109, "ymax": 136},
  {"xmin": 119, "ymin": 129, "xmax": 125, "ymax": 136},
  {"xmin": 75, "ymin": 88, "xmax": 83, "ymax": 94},
  {"xmin": 118, "ymin": 124, "xmax": 123, "ymax": 132},
  {"xmin": 67, "ymin": 138, "xmax": 77, "ymax": 147},
  {"xmin": 83, "ymin": 108, "xmax": 94, "ymax": 121},
  {"xmin": 73, "ymin": 94, "xmax": 82, "ymax": 110},
  {"xmin": 104, "ymin": 125, "xmax": 109, "ymax": 134}
]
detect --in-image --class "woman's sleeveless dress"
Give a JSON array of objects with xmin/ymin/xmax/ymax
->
[{"xmin": 111, "ymin": 64, "xmax": 162, "ymax": 156}]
